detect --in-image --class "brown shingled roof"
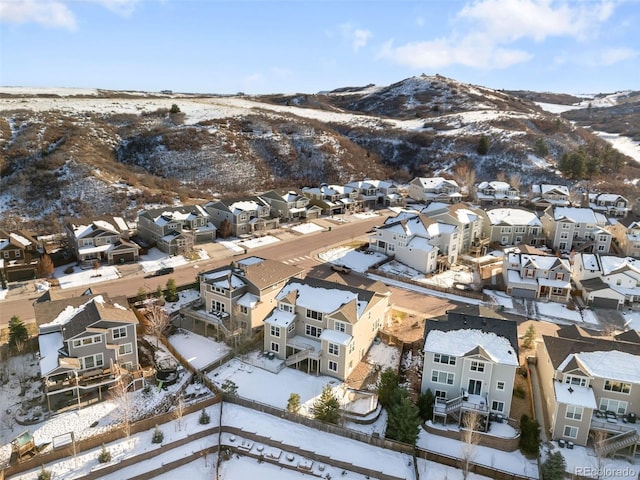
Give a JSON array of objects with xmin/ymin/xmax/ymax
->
[{"xmin": 243, "ymin": 259, "xmax": 304, "ymax": 290}]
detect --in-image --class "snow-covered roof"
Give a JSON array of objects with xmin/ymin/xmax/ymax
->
[
  {"xmin": 320, "ymin": 329, "xmax": 351, "ymax": 345},
  {"xmin": 424, "ymin": 329, "xmax": 518, "ymax": 365},
  {"xmin": 553, "ymin": 207, "xmax": 598, "ymax": 224},
  {"xmin": 414, "ymin": 177, "xmax": 458, "ymax": 190},
  {"xmin": 486, "ymin": 208, "xmax": 541, "ymax": 226},
  {"xmin": 406, "ymin": 236, "xmax": 436, "ymax": 252},
  {"xmin": 600, "ymin": 256, "xmax": 640, "ymax": 276},
  {"xmin": 576, "ymin": 350, "xmax": 640, "ymax": 383},
  {"xmin": 230, "ymin": 200, "xmax": 264, "ymax": 213},
  {"xmin": 579, "ymin": 253, "xmax": 600, "ymax": 271},
  {"xmin": 9, "ymin": 232, "xmax": 32, "ymax": 247},
  {"xmin": 38, "ymin": 331, "xmax": 64, "ymax": 376},
  {"xmin": 477, "ymin": 181, "xmax": 512, "ymax": 191},
  {"xmin": 237, "ymin": 292, "xmax": 259, "ymax": 308},
  {"xmin": 554, "ymin": 382, "xmax": 597, "ymax": 409},
  {"xmin": 39, "ymin": 295, "xmax": 103, "ymax": 329},
  {"xmin": 264, "ymin": 309, "xmax": 296, "ymax": 328},
  {"xmin": 277, "ymin": 281, "xmax": 367, "ymax": 318}
]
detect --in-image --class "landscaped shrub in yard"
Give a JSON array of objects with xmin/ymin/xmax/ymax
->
[
  {"xmin": 152, "ymin": 425, "xmax": 164, "ymax": 443},
  {"xmin": 37, "ymin": 466, "xmax": 52, "ymax": 480},
  {"xmin": 199, "ymin": 409, "xmax": 210, "ymax": 425},
  {"xmin": 519, "ymin": 414, "xmax": 541, "ymax": 456},
  {"xmin": 98, "ymin": 444, "xmax": 112, "ymax": 463}
]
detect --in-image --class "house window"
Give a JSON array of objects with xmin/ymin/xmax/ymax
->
[
  {"xmin": 81, "ymin": 353, "xmax": 104, "ymax": 370},
  {"xmin": 118, "ymin": 343, "xmax": 133, "ymax": 356},
  {"xmin": 279, "ymin": 303, "xmax": 293, "ymax": 313},
  {"xmin": 491, "ymin": 401, "xmax": 505, "ymax": 412},
  {"xmin": 328, "ymin": 360, "xmax": 338, "ymax": 372},
  {"xmin": 270, "ymin": 342, "xmax": 279, "ymax": 353},
  {"xmin": 561, "ymin": 224, "xmax": 570, "ymax": 229},
  {"xmin": 563, "ymin": 425, "xmax": 578, "ymax": 439},
  {"xmin": 239, "ymin": 305, "xmax": 248, "ymax": 314},
  {"xmin": 551, "ymin": 287, "xmax": 565, "ymax": 295},
  {"xmin": 270, "ymin": 325, "xmax": 280, "ymax": 338},
  {"xmin": 470, "ymin": 361, "xmax": 485, "ymax": 372},
  {"xmin": 306, "ymin": 309, "xmax": 323, "ymax": 321},
  {"xmin": 112, "ymin": 327, "xmax": 127, "ymax": 339},
  {"xmin": 211, "ymin": 301, "xmax": 226, "ymax": 312},
  {"xmin": 288, "ymin": 322, "xmax": 295, "ymax": 333},
  {"xmin": 15, "ymin": 251, "xmax": 21, "ymax": 258},
  {"xmin": 334, "ymin": 321, "xmax": 347, "ymax": 333},
  {"xmin": 600, "ymin": 398, "xmax": 628, "ymax": 415},
  {"xmin": 120, "ymin": 362, "xmax": 133, "ymax": 371},
  {"xmin": 328, "ymin": 343, "xmax": 339, "ymax": 356},
  {"xmin": 566, "ymin": 406, "xmax": 583, "ymax": 421},
  {"xmin": 564, "ymin": 376, "xmax": 587, "ymax": 387},
  {"xmin": 604, "ymin": 380, "xmax": 631, "ymax": 394},
  {"xmin": 497, "ymin": 381, "xmax": 505, "ymax": 391},
  {"xmin": 431, "ymin": 370, "xmax": 454, "ymax": 385},
  {"xmin": 434, "ymin": 353, "xmax": 456, "ymax": 365},
  {"xmin": 597, "ymin": 245, "xmax": 606, "ymax": 252},
  {"xmin": 435, "ymin": 390, "xmax": 447, "ymax": 399},
  {"xmin": 305, "ymin": 324, "xmax": 322, "ymax": 338}
]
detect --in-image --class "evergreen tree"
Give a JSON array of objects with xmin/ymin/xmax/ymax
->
[
  {"xmin": 313, "ymin": 385, "xmax": 341, "ymax": 424},
  {"xmin": 477, "ymin": 135, "xmax": 490, "ymax": 155},
  {"xmin": 519, "ymin": 414, "xmax": 541, "ymax": 455},
  {"xmin": 287, "ymin": 393, "xmax": 301, "ymax": 413},
  {"xmin": 385, "ymin": 390, "xmax": 421, "ymax": 444},
  {"xmin": 534, "ymin": 138, "xmax": 549, "ymax": 157},
  {"xmin": 8, "ymin": 315, "xmax": 29, "ymax": 347},
  {"xmin": 417, "ymin": 389, "xmax": 435, "ymax": 421},
  {"xmin": 169, "ymin": 104, "xmax": 181, "ymax": 114},
  {"xmin": 377, "ymin": 368, "xmax": 400, "ymax": 408},
  {"xmin": 165, "ymin": 278, "xmax": 178, "ymax": 302},
  {"xmin": 522, "ymin": 324, "xmax": 536, "ymax": 349},
  {"xmin": 541, "ymin": 451, "xmax": 566, "ymax": 480}
]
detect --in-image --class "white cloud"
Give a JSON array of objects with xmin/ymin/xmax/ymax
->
[
  {"xmin": 0, "ymin": 0, "xmax": 141, "ymax": 29},
  {"xmin": 582, "ymin": 47, "xmax": 638, "ymax": 67},
  {"xmin": 339, "ymin": 23, "xmax": 372, "ymax": 52},
  {"xmin": 379, "ymin": 0, "xmax": 616, "ymax": 70},
  {"xmin": 0, "ymin": 0, "xmax": 77, "ymax": 30}
]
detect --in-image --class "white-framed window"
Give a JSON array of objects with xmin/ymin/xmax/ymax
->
[
  {"xmin": 328, "ymin": 360, "xmax": 338, "ymax": 372},
  {"xmin": 15, "ymin": 251, "xmax": 21, "ymax": 258},
  {"xmin": 72, "ymin": 335, "xmax": 102, "ymax": 348},
  {"xmin": 491, "ymin": 401, "xmax": 504, "ymax": 412},
  {"xmin": 470, "ymin": 361, "xmax": 485, "ymax": 372},
  {"xmin": 239, "ymin": 305, "xmax": 248, "ymax": 314},
  {"xmin": 561, "ymin": 223, "xmax": 570, "ymax": 229},
  {"xmin": 328, "ymin": 343, "xmax": 339, "ymax": 356},
  {"xmin": 118, "ymin": 343, "xmax": 133, "ymax": 356},
  {"xmin": 288, "ymin": 322, "xmax": 295, "ymax": 333},
  {"xmin": 496, "ymin": 381, "xmax": 505, "ymax": 391},
  {"xmin": 112, "ymin": 327, "xmax": 127, "ymax": 339},
  {"xmin": 564, "ymin": 376, "xmax": 587, "ymax": 387},
  {"xmin": 305, "ymin": 324, "xmax": 322, "ymax": 338},
  {"xmin": 604, "ymin": 380, "xmax": 631, "ymax": 394},
  {"xmin": 566, "ymin": 405, "xmax": 583, "ymax": 421},
  {"xmin": 270, "ymin": 342, "xmax": 279, "ymax": 353},
  {"xmin": 270, "ymin": 325, "xmax": 280, "ymax": 338},
  {"xmin": 434, "ymin": 353, "xmax": 456, "ymax": 365},
  {"xmin": 431, "ymin": 370, "xmax": 454, "ymax": 385},
  {"xmin": 306, "ymin": 309, "xmax": 323, "ymax": 321},
  {"xmin": 279, "ymin": 303, "xmax": 293, "ymax": 313},
  {"xmin": 563, "ymin": 425, "xmax": 578, "ymax": 439},
  {"xmin": 599, "ymin": 398, "xmax": 628, "ymax": 415},
  {"xmin": 435, "ymin": 390, "xmax": 447, "ymax": 399},
  {"xmin": 211, "ymin": 301, "xmax": 226, "ymax": 312},
  {"xmin": 597, "ymin": 245, "xmax": 606, "ymax": 251},
  {"xmin": 81, "ymin": 353, "xmax": 104, "ymax": 370},
  {"xmin": 334, "ymin": 321, "xmax": 347, "ymax": 333}
]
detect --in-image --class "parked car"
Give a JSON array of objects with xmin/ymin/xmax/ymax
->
[
  {"xmin": 331, "ymin": 264, "xmax": 352, "ymax": 274},
  {"xmin": 155, "ymin": 267, "xmax": 175, "ymax": 276}
]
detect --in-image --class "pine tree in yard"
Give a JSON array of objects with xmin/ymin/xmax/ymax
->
[
  {"xmin": 541, "ymin": 451, "xmax": 566, "ymax": 480},
  {"xmin": 165, "ymin": 278, "xmax": 178, "ymax": 302},
  {"xmin": 287, "ymin": 393, "xmax": 301, "ymax": 414},
  {"xmin": 385, "ymin": 390, "xmax": 421, "ymax": 444},
  {"xmin": 312, "ymin": 385, "xmax": 341, "ymax": 425},
  {"xmin": 522, "ymin": 324, "xmax": 536, "ymax": 349},
  {"xmin": 8, "ymin": 315, "xmax": 29, "ymax": 347},
  {"xmin": 417, "ymin": 389, "xmax": 435, "ymax": 421},
  {"xmin": 519, "ymin": 414, "xmax": 541, "ymax": 455},
  {"xmin": 377, "ymin": 368, "xmax": 401, "ymax": 408}
]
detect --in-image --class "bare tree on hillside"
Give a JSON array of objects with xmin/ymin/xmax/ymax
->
[{"xmin": 453, "ymin": 163, "xmax": 476, "ymax": 199}]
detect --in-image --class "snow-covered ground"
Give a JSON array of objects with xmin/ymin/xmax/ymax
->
[
  {"xmin": 318, "ymin": 246, "xmax": 387, "ymax": 273},
  {"xmin": 290, "ymin": 222, "xmax": 324, "ymax": 234},
  {"xmin": 622, "ymin": 310, "xmax": 640, "ymax": 331},
  {"xmin": 168, "ymin": 330, "xmax": 231, "ymax": 370},
  {"xmin": 54, "ymin": 264, "xmax": 120, "ymax": 289},
  {"xmin": 239, "ymin": 235, "xmax": 280, "ymax": 249},
  {"xmin": 139, "ymin": 247, "xmax": 208, "ymax": 273}
]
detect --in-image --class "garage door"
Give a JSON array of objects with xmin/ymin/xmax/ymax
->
[
  {"xmin": 591, "ymin": 296, "xmax": 620, "ymax": 309},
  {"xmin": 510, "ymin": 287, "xmax": 537, "ymax": 299}
]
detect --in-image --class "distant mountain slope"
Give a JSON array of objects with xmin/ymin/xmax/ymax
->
[{"xmin": 0, "ymin": 76, "xmax": 638, "ymax": 232}]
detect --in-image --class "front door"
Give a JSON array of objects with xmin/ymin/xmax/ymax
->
[{"xmin": 468, "ymin": 379, "xmax": 482, "ymax": 395}]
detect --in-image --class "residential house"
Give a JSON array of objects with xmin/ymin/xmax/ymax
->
[
  {"xmin": 263, "ymin": 277, "xmax": 391, "ymax": 381},
  {"xmin": 369, "ymin": 212, "xmax": 459, "ymax": 273},
  {"xmin": 484, "ymin": 208, "xmax": 545, "ymax": 247},
  {"xmin": 422, "ymin": 306, "xmax": 519, "ymax": 429},
  {"xmin": 35, "ymin": 293, "xmax": 139, "ymax": 411},
  {"xmin": 137, "ymin": 206, "xmax": 215, "ymax": 254},
  {"xmin": 407, "ymin": 177, "xmax": 463, "ymax": 205},
  {"xmin": 537, "ymin": 325, "xmax": 640, "ymax": 456},
  {"xmin": 572, "ymin": 253, "xmax": 640, "ymax": 310},
  {"xmin": 530, "ymin": 184, "xmax": 571, "ymax": 210},
  {"xmin": 186, "ymin": 257, "xmax": 304, "ymax": 342},
  {"xmin": 259, "ymin": 189, "xmax": 321, "ymax": 221},
  {"xmin": 344, "ymin": 180, "xmax": 403, "ymax": 208},
  {"xmin": 475, "ymin": 181, "xmax": 521, "ymax": 207},
  {"xmin": 205, "ymin": 197, "xmax": 278, "ymax": 237},
  {"xmin": 65, "ymin": 217, "xmax": 140, "ymax": 266},
  {"xmin": 608, "ymin": 215, "xmax": 640, "ymax": 258},
  {"xmin": 587, "ymin": 193, "xmax": 630, "ymax": 218},
  {"xmin": 0, "ymin": 230, "xmax": 40, "ymax": 282},
  {"xmin": 502, "ymin": 249, "xmax": 572, "ymax": 302},
  {"xmin": 540, "ymin": 206, "xmax": 612, "ymax": 254},
  {"xmin": 421, "ymin": 202, "xmax": 488, "ymax": 256},
  {"xmin": 301, "ymin": 184, "xmax": 363, "ymax": 216}
]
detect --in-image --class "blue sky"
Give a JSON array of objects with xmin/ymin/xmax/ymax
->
[{"xmin": 1, "ymin": 0, "xmax": 638, "ymax": 95}]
